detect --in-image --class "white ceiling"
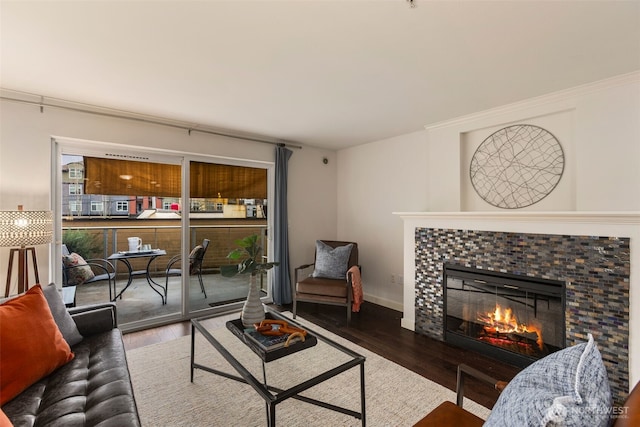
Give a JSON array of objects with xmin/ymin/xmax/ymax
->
[{"xmin": 1, "ymin": 1, "xmax": 639, "ymax": 150}]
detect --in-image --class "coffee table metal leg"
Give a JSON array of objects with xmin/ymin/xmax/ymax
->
[
  {"xmin": 262, "ymin": 360, "xmax": 268, "ymax": 426},
  {"xmin": 360, "ymin": 362, "xmax": 366, "ymax": 426},
  {"xmin": 190, "ymin": 323, "xmax": 196, "ymax": 383},
  {"xmin": 260, "ymin": 360, "xmax": 278, "ymax": 426},
  {"xmin": 268, "ymin": 402, "xmax": 276, "ymax": 427}
]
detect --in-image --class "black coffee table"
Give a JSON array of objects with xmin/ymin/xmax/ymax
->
[{"xmin": 190, "ymin": 308, "xmax": 366, "ymax": 426}]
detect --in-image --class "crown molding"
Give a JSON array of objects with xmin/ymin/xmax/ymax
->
[{"xmin": 423, "ymin": 71, "xmax": 640, "ymax": 131}]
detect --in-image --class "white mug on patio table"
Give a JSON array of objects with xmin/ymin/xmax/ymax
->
[{"xmin": 128, "ymin": 237, "xmax": 142, "ymax": 252}]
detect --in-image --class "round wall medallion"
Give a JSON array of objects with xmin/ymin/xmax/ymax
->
[{"xmin": 470, "ymin": 124, "xmax": 564, "ymax": 209}]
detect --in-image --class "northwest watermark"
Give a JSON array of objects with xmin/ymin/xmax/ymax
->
[{"xmin": 569, "ymin": 405, "xmax": 629, "ymax": 419}]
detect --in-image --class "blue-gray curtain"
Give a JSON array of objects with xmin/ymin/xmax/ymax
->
[{"xmin": 272, "ymin": 145, "xmax": 293, "ymax": 305}]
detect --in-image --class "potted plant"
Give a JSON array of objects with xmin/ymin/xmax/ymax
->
[
  {"xmin": 63, "ymin": 229, "xmax": 103, "ymax": 259},
  {"xmin": 221, "ymin": 234, "xmax": 279, "ymax": 327}
]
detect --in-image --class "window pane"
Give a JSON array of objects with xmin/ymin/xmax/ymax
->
[
  {"xmin": 69, "ymin": 167, "xmax": 82, "ymax": 179},
  {"xmin": 69, "ymin": 184, "xmax": 82, "ymax": 195},
  {"xmin": 61, "ymin": 153, "xmax": 183, "ymax": 329}
]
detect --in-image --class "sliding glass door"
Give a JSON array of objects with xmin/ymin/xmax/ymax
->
[
  {"xmin": 53, "ymin": 138, "xmax": 273, "ymax": 330},
  {"xmin": 185, "ymin": 160, "xmax": 270, "ymax": 313},
  {"xmin": 55, "ymin": 142, "xmax": 184, "ymax": 329}
]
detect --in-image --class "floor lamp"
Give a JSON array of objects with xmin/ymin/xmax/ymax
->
[{"xmin": 1, "ymin": 207, "xmax": 53, "ymax": 297}]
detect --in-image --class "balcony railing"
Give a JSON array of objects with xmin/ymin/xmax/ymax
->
[{"xmin": 62, "ymin": 223, "xmax": 269, "ymax": 278}]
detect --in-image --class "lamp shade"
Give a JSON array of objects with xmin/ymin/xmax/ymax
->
[{"xmin": 0, "ymin": 210, "xmax": 53, "ymax": 247}]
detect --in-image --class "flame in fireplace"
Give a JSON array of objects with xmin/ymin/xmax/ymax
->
[{"xmin": 479, "ymin": 305, "xmax": 544, "ymax": 350}]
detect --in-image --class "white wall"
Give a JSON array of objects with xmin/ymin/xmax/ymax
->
[
  {"xmin": 426, "ymin": 72, "xmax": 640, "ymax": 212},
  {"xmin": 0, "ymin": 99, "xmax": 337, "ymax": 290},
  {"xmin": 287, "ymin": 147, "xmax": 338, "ymax": 269},
  {"xmin": 336, "ymin": 72, "xmax": 640, "ymax": 311},
  {"xmin": 460, "ymin": 109, "xmax": 576, "ymax": 211},
  {"xmin": 574, "ymin": 81, "xmax": 640, "ymax": 210},
  {"xmin": 337, "ymin": 131, "xmax": 429, "ymax": 310}
]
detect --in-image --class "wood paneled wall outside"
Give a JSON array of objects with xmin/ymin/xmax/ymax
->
[
  {"xmin": 84, "ymin": 158, "xmax": 267, "ymax": 200},
  {"xmin": 84, "ymin": 157, "xmax": 181, "ymax": 197},
  {"xmin": 190, "ymin": 161, "xmax": 267, "ymax": 199}
]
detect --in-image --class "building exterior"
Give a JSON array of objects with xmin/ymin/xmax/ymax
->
[{"xmin": 62, "ymin": 161, "xmax": 132, "ymax": 218}]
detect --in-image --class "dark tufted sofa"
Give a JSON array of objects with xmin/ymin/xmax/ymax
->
[{"xmin": 2, "ymin": 303, "xmax": 141, "ymax": 427}]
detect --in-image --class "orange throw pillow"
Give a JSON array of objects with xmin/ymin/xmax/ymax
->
[
  {"xmin": 0, "ymin": 408, "xmax": 13, "ymax": 427},
  {"xmin": 0, "ymin": 285, "xmax": 74, "ymax": 405}
]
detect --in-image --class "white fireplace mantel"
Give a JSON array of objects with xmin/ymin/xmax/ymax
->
[
  {"xmin": 394, "ymin": 211, "xmax": 640, "ymax": 385},
  {"xmin": 394, "ymin": 211, "xmax": 640, "ymax": 225}
]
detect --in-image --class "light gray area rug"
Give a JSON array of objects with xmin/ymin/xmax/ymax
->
[{"xmin": 126, "ymin": 313, "xmax": 490, "ymax": 426}]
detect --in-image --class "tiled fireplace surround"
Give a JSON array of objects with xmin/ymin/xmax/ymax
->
[{"xmin": 396, "ymin": 212, "xmax": 640, "ymax": 405}]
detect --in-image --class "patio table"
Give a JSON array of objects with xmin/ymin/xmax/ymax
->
[{"xmin": 108, "ymin": 249, "xmax": 167, "ymax": 304}]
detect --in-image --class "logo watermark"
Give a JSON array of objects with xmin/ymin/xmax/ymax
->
[{"xmin": 570, "ymin": 405, "xmax": 629, "ymax": 419}]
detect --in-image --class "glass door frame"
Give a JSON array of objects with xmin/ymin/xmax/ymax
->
[
  {"xmin": 181, "ymin": 154, "xmax": 275, "ymax": 320},
  {"xmin": 51, "ymin": 136, "xmax": 275, "ymax": 331}
]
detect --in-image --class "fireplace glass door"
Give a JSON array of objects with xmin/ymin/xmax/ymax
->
[{"xmin": 444, "ymin": 265, "xmax": 565, "ymax": 366}]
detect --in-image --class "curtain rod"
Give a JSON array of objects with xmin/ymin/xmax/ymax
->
[{"xmin": 0, "ymin": 92, "xmax": 303, "ymax": 149}]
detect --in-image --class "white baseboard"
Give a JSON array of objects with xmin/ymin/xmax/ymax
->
[
  {"xmin": 363, "ymin": 293, "xmax": 404, "ymax": 312},
  {"xmin": 400, "ymin": 317, "xmax": 415, "ymax": 331}
]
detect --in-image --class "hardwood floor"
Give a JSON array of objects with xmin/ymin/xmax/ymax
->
[{"xmin": 123, "ymin": 301, "xmax": 521, "ymax": 409}]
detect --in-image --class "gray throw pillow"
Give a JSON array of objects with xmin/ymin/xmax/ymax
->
[
  {"xmin": 484, "ymin": 333, "xmax": 611, "ymax": 427},
  {"xmin": 42, "ymin": 283, "xmax": 83, "ymax": 347},
  {"xmin": 312, "ymin": 241, "xmax": 354, "ymax": 280}
]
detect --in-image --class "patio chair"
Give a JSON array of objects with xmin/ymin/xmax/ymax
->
[
  {"xmin": 165, "ymin": 239, "xmax": 210, "ymax": 300},
  {"xmin": 62, "ymin": 244, "xmax": 117, "ymax": 301}
]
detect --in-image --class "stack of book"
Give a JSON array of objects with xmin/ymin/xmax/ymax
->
[
  {"xmin": 243, "ymin": 328, "xmax": 303, "ymax": 350},
  {"xmin": 226, "ymin": 315, "xmax": 318, "ymax": 362}
]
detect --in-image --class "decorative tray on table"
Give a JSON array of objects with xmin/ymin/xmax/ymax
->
[{"xmin": 226, "ymin": 312, "xmax": 318, "ymax": 362}]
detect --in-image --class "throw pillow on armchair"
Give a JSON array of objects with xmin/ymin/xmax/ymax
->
[{"xmin": 485, "ymin": 333, "xmax": 612, "ymax": 427}]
